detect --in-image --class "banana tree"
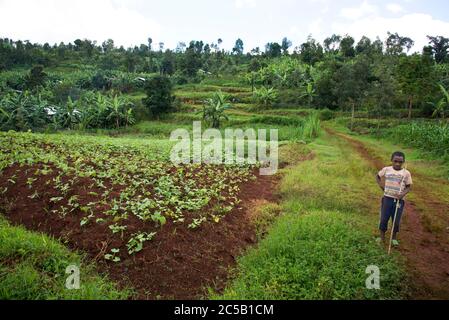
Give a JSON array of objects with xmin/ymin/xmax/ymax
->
[
  {"xmin": 1, "ymin": 91, "xmax": 31, "ymax": 131},
  {"xmin": 253, "ymin": 87, "xmax": 278, "ymax": 108},
  {"xmin": 58, "ymin": 97, "xmax": 81, "ymax": 130},
  {"xmin": 107, "ymin": 95, "xmax": 134, "ymax": 129},
  {"xmin": 201, "ymin": 91, "xmax": 232, "ymax": 129},
  {"xmin": 90, "ymin": 92, "xmax": 109, "ymax": 128},
  {"xmin": 124, "ymin": 108, "xmax": 136, "ymax": 128},
  {"xmin": 431, "ymin": 84, "xmax": 449, "ymax": 119},
  {"xmin": 300, "ymin": 81, "xmax": 316, "ymax": 107}
]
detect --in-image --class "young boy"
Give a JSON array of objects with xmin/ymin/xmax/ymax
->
[{"xmin": 376, "ymin": 151, "xmax": 413, "ymax": 246}]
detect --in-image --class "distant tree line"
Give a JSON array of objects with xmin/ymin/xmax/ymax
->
[{"xmin": 1, "ymin": 33, "xmax": 449, "ymax": 128}]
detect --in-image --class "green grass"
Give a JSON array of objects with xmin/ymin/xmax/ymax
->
[
  {"xmin": 116, "ymin": 111, "xmax": 320, "ymax": 142},
  {"xmin": 329, "ymin": 121, "xmax": 449, "ymax": 236},
  {"xmin": 0, "ymin": 216, "xmax": 129, "ymax": 300},
  {"xmin": 212, "ymin": 131, "xmax": 407, "ymax": 300},
  {"xmin": 335, "ymin": 117, "xmax": 449, "ymax": 167}
]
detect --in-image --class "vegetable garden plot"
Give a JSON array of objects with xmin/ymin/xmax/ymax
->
[{"xmin": 0, "ymin": 132, "xmax": 273, "ymax": 299}]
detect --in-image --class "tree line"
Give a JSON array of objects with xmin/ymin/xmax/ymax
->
[{"xmin": 1, "ymin": 32, "xmax": 449, "ymax": 132}]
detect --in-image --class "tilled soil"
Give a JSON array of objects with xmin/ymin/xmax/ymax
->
[{"xmin": 0, "ymin": 164, "xmax": 280, "ymax": 300}]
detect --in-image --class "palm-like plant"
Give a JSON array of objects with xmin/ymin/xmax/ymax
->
[
  {"xmin": 253, "ymin": 87, "xmax": 278, "ymax": 108},
  {"xmin": 1, "ymin": 91, "xmax": 31, "ymax": 131},
  {"xmin": 301, "ymin": 81, "xmax": 316, "ymax": 107},
  {"xmin": 124, "ymin": 108, "xmax": 136, "ymax": 127},
  {"xmin": 107, "ymin": 95, "xmax": 134, "ymax": 129},
  {"xmin": 202, "ymin": 91, "xmax": 232, "ymax": 129},
  {"xmin": 90, "ymin": 92, "xmax": 109, "ymax": 128},
  {"xmin": 58, "ymin": 97, "xmax": 81, "ymax": 130},
  {"xmin": 431, "ymin": 84, "xmax": 449, "ymax": 119}
]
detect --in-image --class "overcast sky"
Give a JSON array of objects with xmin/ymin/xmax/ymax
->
[{"xmin": 1, "ymin": 0, "xmax": 448, "ymax": 52}]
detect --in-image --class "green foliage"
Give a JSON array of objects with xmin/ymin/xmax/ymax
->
[
  {"xmin": 0, "ymin": 91, "xmax": 52, "ymax": 131},
  {"xmin": 201, "ymin": 91, "xmax": 232, "ymax": 128},
  {"xmin": 0, "ymin": 90, "xmax": 135, "ymax": 131},
  {"xmin": 214, "ymin": 132, "xmax": 406, "ymax": 300},
  {"xmin": 250, "ymin": 57, "xmax": 311, "ymax": 89},
  {"xmin": 0, "ymin": 217, "xmax": 129, "ymax": 299},
  {"xmin": 142, "ymin": 75, "xmax": 175, "ymax": 118},
  {"xmin": 389, "ymin": 121, "xmax": 449, "ymax": 162},
  {"xmin": 253, "ymin": 87, "xmax": 278, "ymax": 108},
  {"xmin": 430, "ymin": 84, "xmax": 449, "ymax": 119},
  {"xmin": 319, "ymin": 108, "xmax": 335, "ymax": 121},
  {"xmin": 25, "ymin": 65, "xmax": 47, "ymax": 89},
  {"xmin": 301, "ymin": 112, "xmax": 321, "ymax": 141},
  {"xmin": 126, "ymin": 232, "xmax": 156, "ymax": 255}
]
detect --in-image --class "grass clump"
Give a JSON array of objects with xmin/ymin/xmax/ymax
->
[{"xmin": 0, "ymin": 217, "xmax": 130, "ymax": 300}]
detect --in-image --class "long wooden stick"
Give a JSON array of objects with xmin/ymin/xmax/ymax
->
[
  {"xmin": 388, "ymin": 200, "xmax": 401, "ymax": 255},
  {"xmin": 388, "ymin": 166, "xmax": 407, "ymax": 255}
]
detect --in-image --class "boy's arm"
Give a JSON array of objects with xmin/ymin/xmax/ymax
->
[
  {"xmin": 376, "ymin": 167, "xmax": 386, "ymax": 191},
  {"xmin": 399, "ymin": 185, "xmax": 412, "ymax": 200},
  {"xmin": 376, "ymin": 174, "xmax": 384, "ymax": 191},
  {"xmin": 399, "ymin": 172, "xmax": 413, "ymax": 199}
]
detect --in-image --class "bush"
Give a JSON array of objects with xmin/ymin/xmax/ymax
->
[
  {"xmin": 319, "ymin": 108, "xmax": 335, "ymax": 121},
  {"xmin": 25, "ymin": 65, "xmax": 47, "ymax": 90},
  {"xmin": 142, "ymin": 75, "xmax": 175, "ymax": 118},
  {"xmin": 51, "ymin": 81, "xmax": 82, "ymax": 104},
  {"xmin": 253, "ymin": 87, "xmax": 278, "ymax": 108}
]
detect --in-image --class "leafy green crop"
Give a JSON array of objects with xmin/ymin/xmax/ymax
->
[{"xmin": 0, "ymin": 131, "xmax": 254, "ymax": 262}]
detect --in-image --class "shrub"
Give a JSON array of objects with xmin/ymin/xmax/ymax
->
[
  {"xmin": 25, "ymin": 65, "xmax": 47, "ymax": 90},
  {"xmin": 253, "ymin": 87, "xmax": 278, "ymax": 108},
  {"xmin": 319, "ymin": 108, "xmax": 335, "ymax": 121},
  {"xmin": 142, "ymin": 75, "xmax": 175, "ymax": 119}
]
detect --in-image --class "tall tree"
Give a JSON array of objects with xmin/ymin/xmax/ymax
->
[
  {"xmin": 333, "ymin": 56, "xmax": 372, "ymax": 129},
  {"xmin": 340, "ymin": 35, "xmax": 356, "ymax": 58},
  {"xmin": 386, "ymin": 32, "xmax": 414, "ymax": 55},
  {"xmin": 265, "ymin": 42, "xmax": 282, "ymax": 58},
  {"xmin": 232, "ymin": 38, "xmax": 244, "ymax": 55},
  {"xmin": 300, "ymin": 36, "xmax": 324, "ymax": 65},
  {"xmin": 142, "ymin": 75, "xmax": 175, "ymax": 118},
  {"xmin": 324, "ymin": 34, "xmax": 341, "ymax": 53},
  {"xmin": 396, "ymin": 54, "xmax": 435, "ymax": 119},
  {"xmin": 427, "ymin": 35, "xmax": 449, "ymax": 64},
  {"xmin": 281, "ymin": 37, "xmax": 292, "ymax": 55}
]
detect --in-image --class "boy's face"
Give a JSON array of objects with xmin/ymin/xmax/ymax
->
[{"xmin": 392, "ymin": 156, "xmax": 405, "ymax": 170}]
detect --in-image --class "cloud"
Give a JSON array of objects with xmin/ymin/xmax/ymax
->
[
  {"xmin": 332, "ymin": 13, "xmax": 449, "ymax": 52},
  {"xmin": 340, "ymin": 0, "xmax": 378, "ymax": 20},
  {"xmin": 386, "ymin": 3, "xmax": 404, "ymax": 14},
  {"xmin": 0, "ymin": 0, "xmax": 161, "ymax": 47},
  {"xmin": 309, "ymin": 18, "xmax": 324, "ymax": 37},
  {"xmin": 235, "ymin": 0, "xmax": 257, "ymax": 9}
]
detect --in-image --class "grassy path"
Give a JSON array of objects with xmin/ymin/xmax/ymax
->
[
  {"xmin": 214, "ymin": 129, "xmax": 406, "ymax": 300},
  {"xmin": 326, "ymin": 126, "xmax": 449, "ymax": 299}
]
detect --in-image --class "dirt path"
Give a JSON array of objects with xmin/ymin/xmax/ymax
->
[{"xmin": 327, "ymin": 128, "xmax": 449, "ymax": 300}]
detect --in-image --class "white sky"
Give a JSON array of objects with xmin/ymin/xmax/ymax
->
[{"xmin": 1, "ymin": 0, "xmax": 448, "ymax": 52}]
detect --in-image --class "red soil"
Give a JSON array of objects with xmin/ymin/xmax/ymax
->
[{"xmin": 0, "ymin": 164, "xmax": 280, "ymax": 300}]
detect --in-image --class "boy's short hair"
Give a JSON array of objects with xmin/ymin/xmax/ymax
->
[{"xmin": 391, "ymin": 151, "xmax": 405, "ymax": 161}]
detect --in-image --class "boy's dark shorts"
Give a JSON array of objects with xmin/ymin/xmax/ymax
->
[{"xmin": 379, "ymin": 196, "xmax": 405, "ymax": 233}]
